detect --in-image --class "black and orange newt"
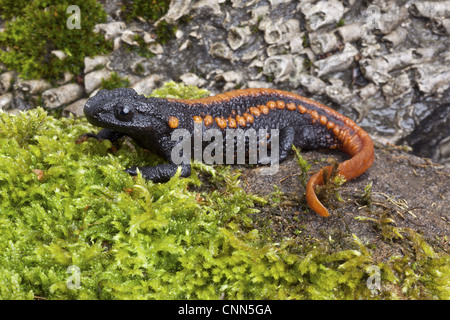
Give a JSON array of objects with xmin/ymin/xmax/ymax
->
[{"xmin": 83, "ymin": 88, "xmax": 374, "ymax": 217}]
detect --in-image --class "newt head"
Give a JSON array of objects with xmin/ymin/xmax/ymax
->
[{"xmin": 84, "ymin": 88, "xmax": 165, "ymax": 135}]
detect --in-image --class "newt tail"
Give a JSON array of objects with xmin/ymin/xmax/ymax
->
[{"xmin": 306, "ymin": 124, "xmax": 374, "ymax": 217}]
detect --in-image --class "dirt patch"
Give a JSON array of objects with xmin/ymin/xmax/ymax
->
[{"xmin": 240, "ymin": 144, "xmax": 450, "ymax": 258}]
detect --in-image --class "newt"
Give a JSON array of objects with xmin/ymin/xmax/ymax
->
[{"xmin": 82, "ymin": 87, "xmax": 374, "ymax": 217}]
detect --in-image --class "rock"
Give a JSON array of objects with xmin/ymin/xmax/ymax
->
[
  {"xmin": 0, "ymin": 92, "xmax": 13, "ymax": 110},
  {"xmin": 314, "ymin": 43, "xmax": 359, "ymax": 77},
  {"xmin": 94, "ymin": 21, "xmax": 126, "ymax": 40},
  {"xmin": 121, "ymin": 30, "xmax": 139, "ymax": 46},
  {"xmin": 84, "ymin": 68, "xmax": 112, "ymax": 94},
  {"xmin": 263, "ymin": 55, "xmax": 294, "ymax": 80},
  {"xmin": 409, "ymin": 1, "xmax": 450, "ymax": 19},
  {"xmin": 160, "ymin": 0, "xmax": 193, "ymax": 23},
  {"xmin": 62, "ymin": 98, "xmax": 88, "ymax": 117},
  {"xmin": 84, "ymin": 55, "xmax": 110, "ymax": 74},
  {"xmin": 15, "ymin": 79, "xmax": 51, "ymax": 95},
  {"xmin": 209, "ymin": 42, "xmax": 234, "ymax": 61},
  {"xmin": 302, "ymin": 0, "xmax": 344, "ymax": 31},
  {"xmin": 179, "ymin": 72, "xmax": 206, "ymax": 87},
  {"xmin": 131, "ymin": 74, "xmax": 166, "ymax": 96},
  {"xmin": 42, "ymin": 83, "xmax": 84, "ymax": 109},
  {"xmin": 0, "ymin": 71, "xmax": 14, "ymax": 95},
  {"xmin": 298, "ymin": 73, "xmax": 326, "ymax": 95},
  {"xmin": 227, "ymin": 26, "xmax": 251, "ymax": 50},
  {"xmin": 325, "ymin": 79, "xmax": 354, "ymax": 105}
]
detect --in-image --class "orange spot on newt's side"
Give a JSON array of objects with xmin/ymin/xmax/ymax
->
[
  {"xmin": 204, "ymin": 115, "xmax": 213, "ymax": 126},
  {"xmin": 267, "ymin": 101, "xmax": 276, "ymax": 109},
  {"xmin": 249, "ymin": 106, "xmax": 261, "ymax": 117},
  {"xmin": 286, "ymin": 102, "xmax": 296, "ymax": 110},
  {"xmin": 193, "ymin": 116, "xmax": 203, "ymax": 124},
  {"xmin": 298, "ymin": 105, "xmax": 307, "ymax": 114},
  {"xmin": 168, "ymin": 116, "xmax": 179, "ymax": 128},
  {"xmin": 276, "ymin": 100, "xmax": 285, "ymax": 109},
  {"xmin": 243, "ymin": 112, "xmax": 254, "ymax": 124},
  {"xmin": 236, "ymin": 115, "xmax": 246, "ymax": 127},
  {"xmin": 259, "ymin": 105, "xmax": 269, "ymax": 115},
  {"xmin": 215, "ymin": 117, "xmax": 227, "ymax": 129},
  {"xmin": 228, "ymin": 117, "xmax": 237, "ymax": 128}
]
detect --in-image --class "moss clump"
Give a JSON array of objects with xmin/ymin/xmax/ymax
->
[
  {"xmin": 0, "ymin": 0, "xmax": 111, "ymax": 82},
  {"xmin": 121, "ymin": 0, "xmax": 171, "ymax": 23},
  {"xmin": 150, "ymin": 81, "xmax": 210, "ymax": 99},
  {"xmin": 0, "ymin": 82, "xmax": 448, "ymax": 300},
  {"xmin": 100, "ymin": 72, "xmax": 130, "ymax": 90}
]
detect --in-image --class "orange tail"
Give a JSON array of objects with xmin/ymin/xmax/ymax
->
[{"xmin": 306, "ymin": 127, "xmax": 375, "ymax": 217}]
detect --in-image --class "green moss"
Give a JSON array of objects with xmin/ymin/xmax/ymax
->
[
  {"xmin": 154, "ymin": 20, "xmax": 178, "ymax": 45},
  {"xmin": 0, "ymin": 82, "xmax": 448, "ymax": 299},
  {"xmin": 100, "ymin": 72, "xmax": 130, "ymax": 90},
  {"xmin": 121, "ymin": 0, "xmax": 171, "ymax": 23},
  {"xmin": 0, "ymin": 0, "xmax": 111, "ymax": 82}
]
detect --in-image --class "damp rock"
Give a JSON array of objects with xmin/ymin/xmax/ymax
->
[
  {"xmin": 121, "ymin": 30, "xmax": 139, "ymax": 46},
  {"xmin": 302, "ymin": 0, "xmax": 344, "ymax": 32},
  {"xmin": 84, "ymin": 55, "xmax": 110, "ymax": 74},
  {"xmin": 209, "ymin": 42, "xmax": 234, "ymax": 61},
  {"xmin": 360, "ymin": 48, "xmax": 435, "ymax": 84},
  {"xmin": 373, "ymin": 5, "xmax": 409, "ymax": 35},
  {"xmin": 191, "ymin": 0, "xmax": 223, "ymax": 17},
  {"xmin": 0, "ymin": 92, "xmax": 13, "ymax": 110},
  {"xmin": 263, "ymin": 55, "xmax": 294, "ymax": 80},
  {"xmin": 298, "ymin": 73, "xmax": 326, "ymax": 95},
  {"xmin": 314, "ymin": 43, "xmax": 359, "ymax": 77},
  {"xmin": 15, "ymin": 79, "xmax": 51, "ymax": 95},
  {"xmin": 0, "ymin": 71, "xmax": 14, "ymax": 95},
  {"xmin": 160, "ymin": 0, "xmax": 193, "ymax": 23},
  {"xmin": 231, "ymin": 0, "xmax": 258, "ymax": 8},
  {"xmin": 42, "ymin": 83, "xmax": 84, "ymax": 109},
  {"xmin": 227, "ymin": 26, "xmax": 252, "ymax": 50},
  {"xmin": 131, "ymin": 74, "xmax": 166, "ymax": 96},
  {"xmin": 262, "ymin": 20, "xmax": 283, "ymax": 44},
  {"xmin": 409, "ymin": 1, "xmax": 450, "ymax": 19},
  {"xmin": 414, "ymin": 63, "xmax": 450, "ymax": 96},
  {"xmin": 334, "ymin": 22, "xmax": 364, "ymax": 44},
  {"xmin": 214, "ymin": 70, "xmax": 243, "ymax": 91},
  {"xmin": 179, "ymin": 72, "xmax": 206, "ymax": 87},
  {"xmin": 50, "ymin": 50, "xmax": 67, "ymax": 61},
  {"xmin": 148, "ymin": 43, "xmax": 164, "ymax": 55},
  {"xmin": 384, "ymin": 48, "xmax": 435, "ymax": 72},
  {"xmin": 325, "ymin": 79, "xmax": 354, "ymax": 105},
  {"xmin": 360, "ymin": 31, "xmax": 382, "ymax": 58},
  {"xmin": 431, "ymin": 18, "xmax": 450, "ymax": 35},
  {"xmin": 247, "ymin": 81, "xmax": 272, "ymax": 88},
  {"xmin": 359, "ymin": 57, "xmax": 391, "ymax": 84},
  {"xmin": 84, "ymin": 68, "xmax": 112, "ymax": 94},
  {"xmin": 309, "ymin": 32, "xmax": 338, "ymax": 55},
  {"xmin": 248, "ymin": 5, "xmax": 269, "ymax": 26},
  {"xmin": 241, "ymin": 50, "xmax": 259, "ymax": 62},
  {"xmin": 358, "ymin": 83, "xmax": 379, "ymax": 100},
  {"xmin": 382, "ymin": 72, "xmax": 411, "ymax": 101},
  {"xmin": 94, "ymin": 21, "xmax": 126, "ymax": 40},
  {"xmin": 62, "ymin": 98, "xmax": 88, "ymax": 118},
  {"xmin": 383, "ymin": 26, "xmax": 408, "ymax": 50}
]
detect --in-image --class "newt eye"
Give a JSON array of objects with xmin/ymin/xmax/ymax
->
[{"xmin": 114, "ymin": 106, "xmax": 134, "ymax": 122}]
